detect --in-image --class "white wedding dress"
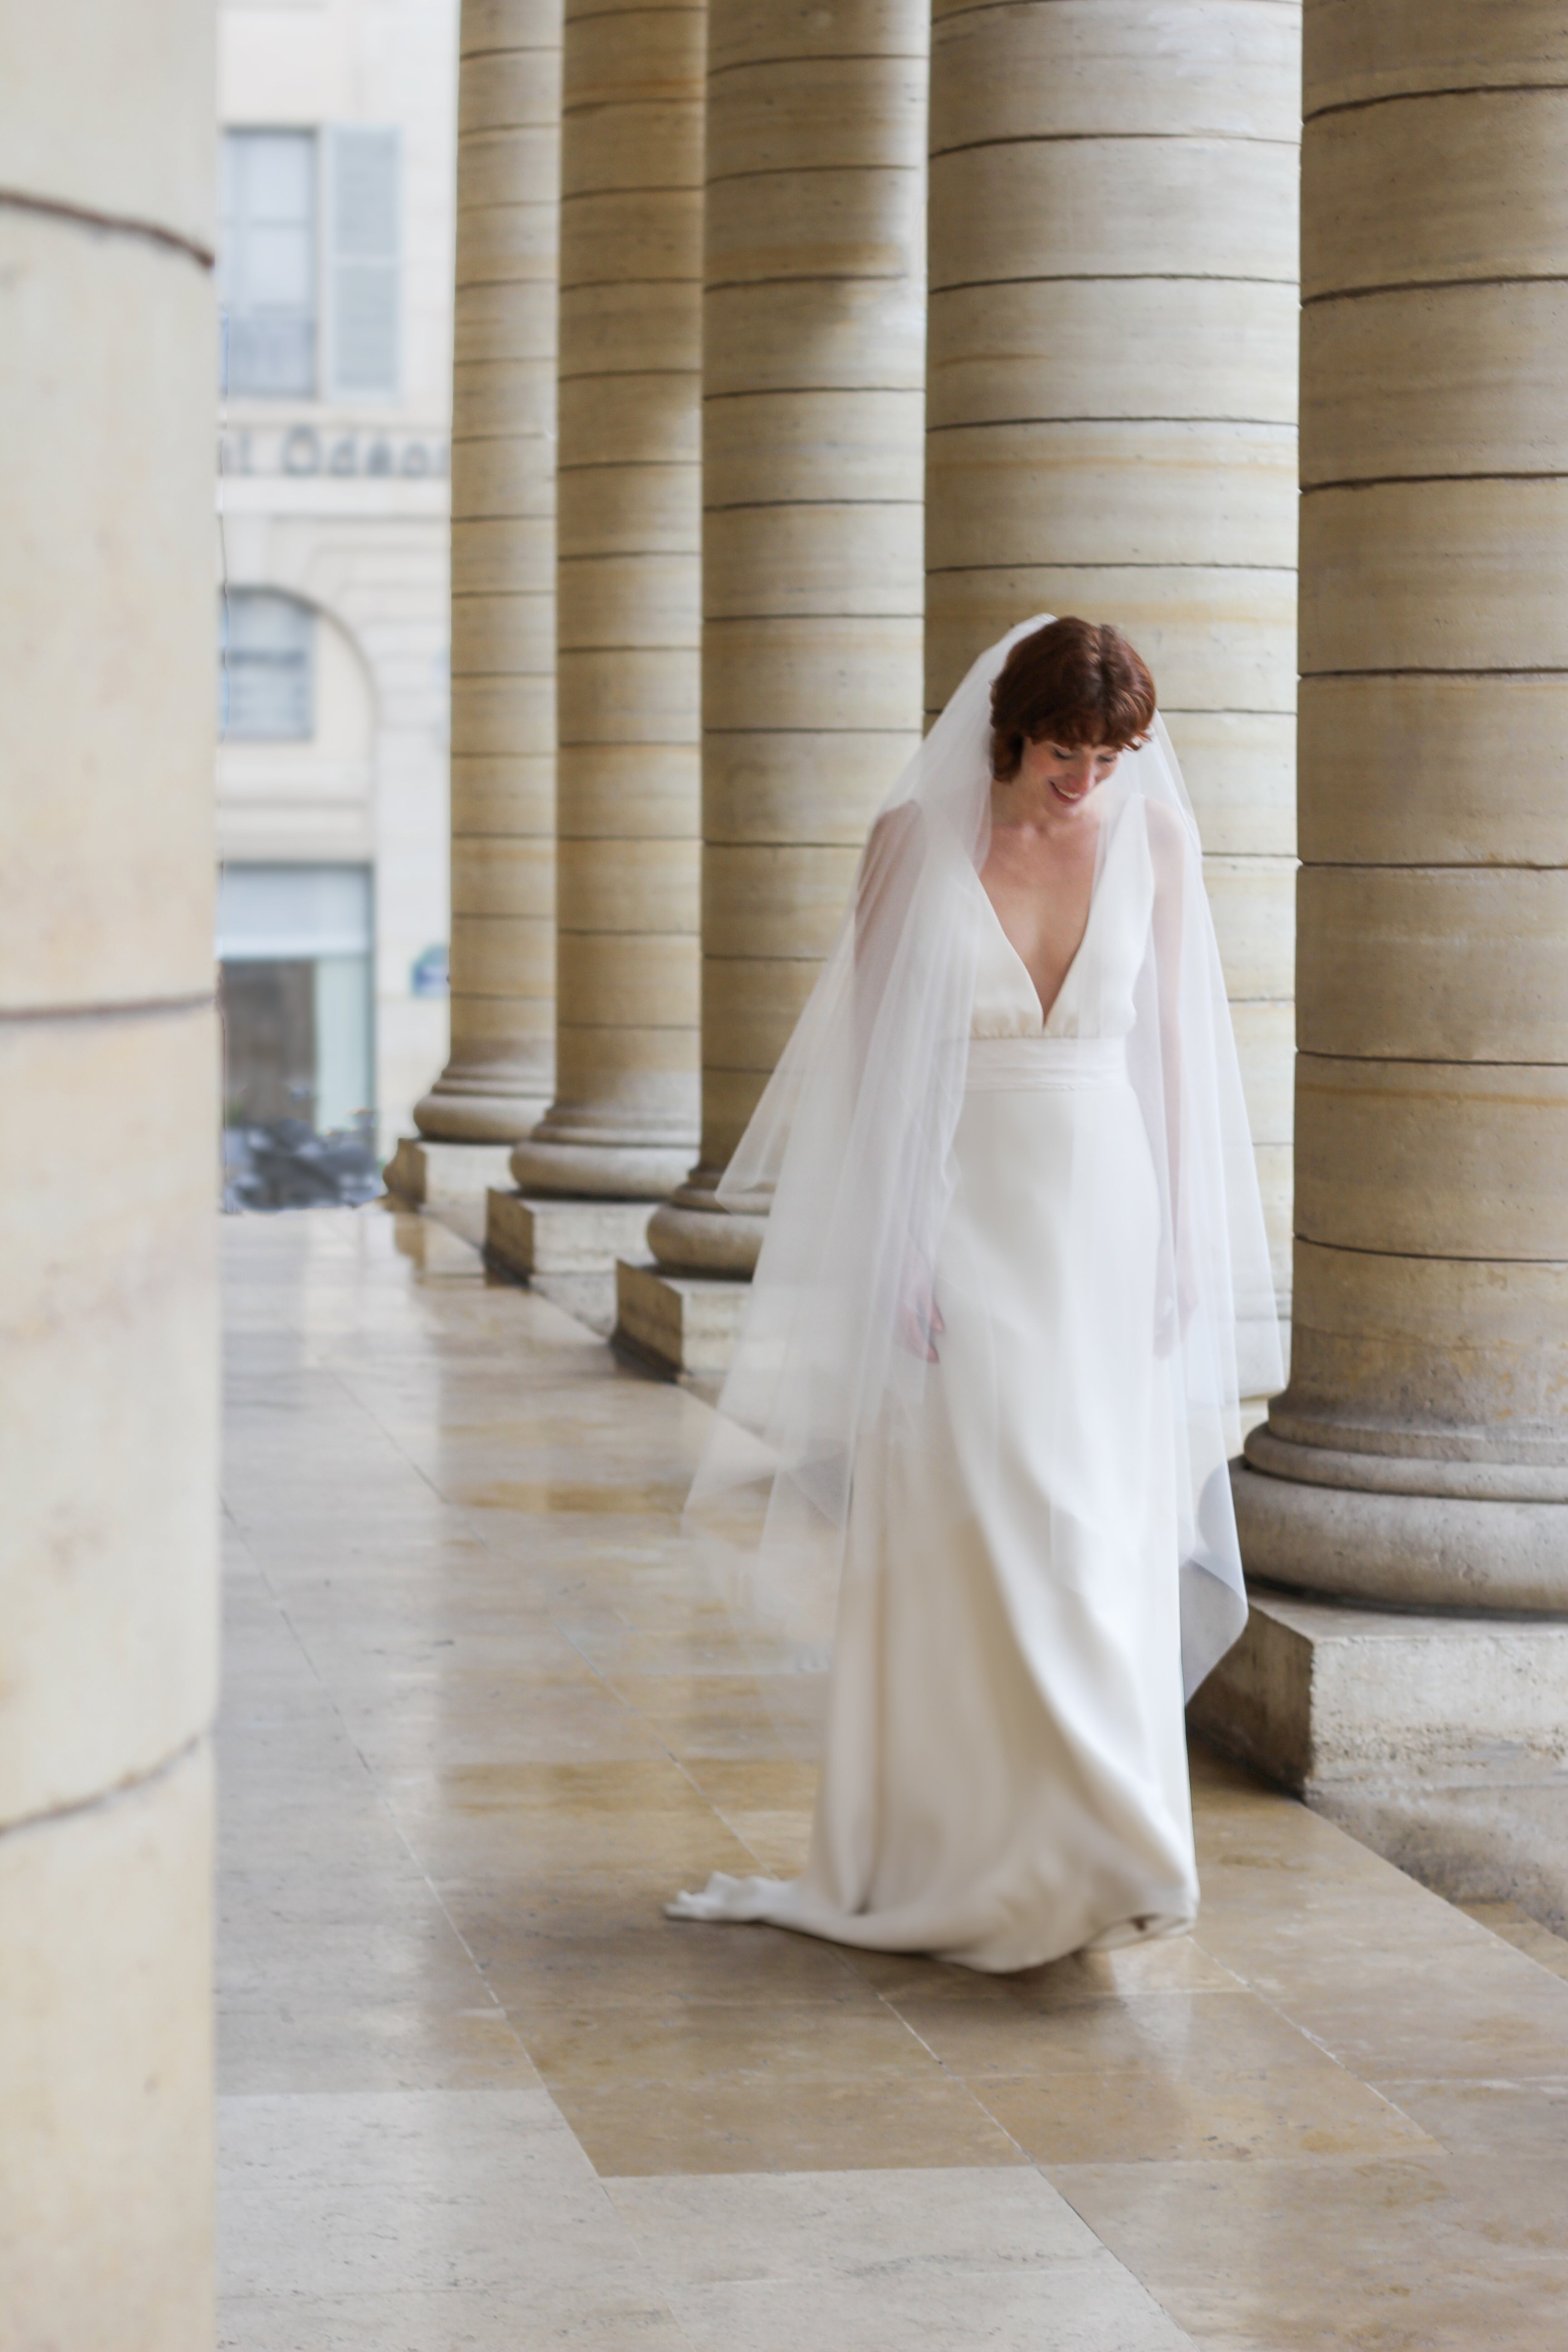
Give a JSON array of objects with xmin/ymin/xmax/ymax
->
[{"xmin": 671, "ymin": 798, "xmax": 1199, "ymax": 1970}]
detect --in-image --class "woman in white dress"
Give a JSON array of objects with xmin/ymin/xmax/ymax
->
[{"xmin": 670, "ymin": 617, "xmax": 1279, "ymax": 1971}]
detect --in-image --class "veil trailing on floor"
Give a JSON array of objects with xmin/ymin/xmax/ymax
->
[{"xmin": 686, "ymin": 617, "xmax": 1281, "ymax": 1698}]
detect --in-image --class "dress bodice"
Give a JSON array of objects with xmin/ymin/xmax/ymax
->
[{"xmin": 970, "ymin": 795, "xmax": 1153, "ymax": 1042}]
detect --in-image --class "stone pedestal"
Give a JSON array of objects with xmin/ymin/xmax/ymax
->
[
  {"xmin": 414, "ymin": 0, "xmax": 563, "ymax": 1146},
  {"xmin": 384, "ymin": 1136, "xmax": 516, "ymax": 1206},
  {"xmin": 614, "ymin": 1258, "xmax": 752, "ymax": 1381},
  {"xmin": 1193, "ymin": 1586, "xmax": 1568, "ymax": 1929},
  {"xmin": 485, "ymin": 1189, "xmax": 653, "ymax": 1278}
]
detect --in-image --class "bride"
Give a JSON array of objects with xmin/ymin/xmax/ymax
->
[{"xmin": 670, "ymin": 616, "xmax": 1280, "ymax": 1971}]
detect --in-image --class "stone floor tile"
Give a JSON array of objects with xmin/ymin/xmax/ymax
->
[
  {"xmin": 660, "ymin": 2260, "xmax": 1196, "ymax": 2352},
  {"xmin": 219, "ymin": 2289, "xmax": 695, "ymax": 2350},
  {"xmin": 551, "ymin": 2070, "xmax": 1027, "ymax": 2176},
  {"xmin": 218, "ymin": 2088, "xmax": 651, "ymax": 2299},
  {"xmin": 1048, "ymin": 2154, "xmax": 1568, "ymax": 2352}
]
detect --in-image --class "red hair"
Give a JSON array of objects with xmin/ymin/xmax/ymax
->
[{"xmin": 989, "ymin": 618, "xmax": 1156, "ymax": 781}]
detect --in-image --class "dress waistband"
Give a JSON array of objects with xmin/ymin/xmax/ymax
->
[{"xmin": 965, "ymin": 1035, "xmax": 1126, "ymax": 1092}]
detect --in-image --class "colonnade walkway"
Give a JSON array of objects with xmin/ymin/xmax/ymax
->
[{"xmin": 218, "ymin": 1210, "xmax": 1568, "ymax": 2350}]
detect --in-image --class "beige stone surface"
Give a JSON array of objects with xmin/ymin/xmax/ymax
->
[
  {"xmin": 385, "ymin": 1138, "xmax": 519, "ymax": 1205},
  {"xmin": 0, "ymin": 0, "xmax": 215, "ymax": 246},
  {"xmin": 1304, "ymin": 282, "xmax": 1568, "ymax": 484},
  {"xmin": 528, "ymin": 0, "xmax": 704, "ymax": 1192},
  {"xmin": 1303, "ymin": 90, "xmax": 1568, "ymax": 301},
  {"xmin": 1279, "ymin": 1241, "xmax": 1568, "ymax": 1462},
  {"xmin": 680, "ymin": 0, "xmax": 928, "ymax": 1200},
  {"xmin": 0, "ymin": 1744, "xmax": 214, "ymax": 2352},
  {"xmin": 0, "ymin": 1007, "xmax": 217, "ymax": 1829},
  {"xmin": 1301, "ymin": 480, "xmax": 1568, "ymax": 676},
  {"xmin": 0, "ymin": 216, "xmax": 215, "ymax": 1011},
  {"xmin": 1306, "ymin": 0, "xmax": 1568, "ymax": 110},
  {"xmin": 487, "ymin": 1188, "xmax": 657, "ymax": 1272},
  {"xmin": 929, "ymin": 0, "xmax": 1299, "ymax": 144},
  {"xmin": 928, "ymin": 277, "xmax": 1298, "ymax": 433},
  {"xmin": 215, "ymin": 1210, "xmax": 1568, "ymax": 2348},
  {"xmin": 420, "ymin": 0, "xmax": 563, "ymax": 1143},
  {"xmin": 1299, "ymin": 867, "xmax": 1568, "ymax": 1063},
  {"xmin": 1298, "ymin": 674, "xmax": 1568, "ymax": 868},
  {"xmin": 1295, "ymin": 1055, "xmax": 1568, "ymax": 1263},
  {"xmin": 615, "ymin": 1259, "xmax": 754, "ymax": 1377}
]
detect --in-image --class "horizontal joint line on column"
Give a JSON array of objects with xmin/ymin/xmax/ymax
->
[
  {"xmin": 703, "ymin": 609, "xmax": 917, "ymax": 622},
  {"xmin": 0, "ymin": 185, "xmax": 215, "ymax": 267},
  {"xmin": 568, "ymin": 0, "xmax": 704, "ymax": 19},
  {"xmin": 703, "ymin": 385, "xmax": 920, "ymax": 402},
  {"xmin": 557, "ymin": 369, "xmax": 697, "ymax": 387},
  {"xmin": 1304, "ymin": 665, "xmax": 1568, "ymax": 681},
  {"xmin": 702, "ymin": 725, "xmax": 915, "ymax": 736},
  {"xmin": 927, "ymin": 413, "xmax": 1293, "ymax": 432},
  {"xmin": 705, "ymin": 163, "xmax": 919, "ymax": 191},
  {"xmin": 931, "ymin": 131, "xmax": 1298, "ymax": 161},
  {"xmin": 707, "ymin": 52, "xmax": 926, "ymax": 81},
  {"xmin": 1303, "ymin": 273, "xmax": 1568, "ymax": 306},
  {"xmin": 561, "ymin": 180, "xmax": 704, "ymax": 197},
  {"xmin": 1294, "ymin": 1235, "xmax": 1568, "ymax": 1269},
  {"xmin": 703, "ymin": 497, "xmax": 919, "ymax": 514},
  {"xmin": 706, "ymin": 271, "xmax": 906, "ymax": 294},
  {"xmin": 561, "ymin": 273, "xmax": 697, "ymax": 291},
  {"xmin": 925, "ymin": 560, "xmax": 1293, "ymax": 576},
  {"xmin": 1, "ymin": 989, "xmax": 215, "ymax": 1027},
  {"xmin": 932, "ymin": 271, "xmax": 1297, "ymax": 295},
  {"xmin": 935, "ymin": 0, "xmax": 1300, "ymax": 22},
  {"xmin": 1305, "ymin": 471, "xmax": 1568, "ymax": 493},
  {"xmin": 1306, "ymin": 82, "xmax": 1568, "ymax": 128},
  {"xmin": 1304, "ymin": 858, "xmax": 1568, "ymax": 872}
]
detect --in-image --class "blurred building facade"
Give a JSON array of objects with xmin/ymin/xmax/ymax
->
[{"xmin": 216, "ymin": 0, "xmax": 458, "ymax": 1156}]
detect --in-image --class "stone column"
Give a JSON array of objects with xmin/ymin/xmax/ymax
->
[
  {"xmin": 495, "ymin": 0, "xmax": 704, "ymax": 1278},
  {"xmin": 410, "ymin": 0, "xmax": 562, "ymax": 1163},
  {"xmin": 924, "ymin": 0, "xmax": 1301, "ymax": 1332},
  {"xmin": 1201, "ymin": 5, "xmax": 1568, "ymax": 1908},
  {"xmin": 633, "ymin": 0, "xmax": 929, "ymax": 1331},
  {"xmin": 0, "ymin": 5, "xmax": 218, "ymax": 2339}
]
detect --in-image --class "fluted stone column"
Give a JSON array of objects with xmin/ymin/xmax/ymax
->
[
  {"xmin": 1200, "ymin": 5, "xmax": 1568, "ymax": 1895},
  {"xmin": 643, "ymin": 0, "xmax": 929, "ymax": 1289},
  {"xmin": 924, "ymin": 0, "xmax": 1301, "ymax": 1327},
  {"xmin": 414, "ymin": 0, "xmax": 562, "ymax": 1146},
  {"xmin": 1, "ymin": 5, "xmax": 218, "ymax": 2338},
  {"xmin": 507, "ymin": 0, "xmax": 704, "ymax": 1208}
]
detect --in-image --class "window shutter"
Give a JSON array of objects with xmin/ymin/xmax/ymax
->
[{"xmin": 325, "ymin": 127, "xmax": 400, "ymax": 400}]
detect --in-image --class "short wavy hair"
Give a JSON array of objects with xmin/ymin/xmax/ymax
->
[{"xmin": 989, "ymin": 617, "xmax": 1156, "ymax": 782}]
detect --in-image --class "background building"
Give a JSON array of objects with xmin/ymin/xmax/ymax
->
[{"xmin": 216, "ymin": 0, "xmax": 457, "ymax": 1157}]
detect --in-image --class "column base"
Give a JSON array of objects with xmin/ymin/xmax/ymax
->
[
  {"xmin": 1234, "ymin": 1447, "xmax": 1568, "ymax": 1611},
  {"xmin": 412, "ymin": 1086, "xmax": 551, "ymax": 1146},
  {"xmin": 384, "ymin": 1137, "xmax": 518, "ymax": 1206},
  {"xmin": 486, "ymin": 1189, "xmax": 655, "ymax": 1278},
  {"xmin": 614, "ymin": 1258, "xmax": 751, "ymax": 1381},
  {"xmin": 646, "ymin": 1197, "xmax": 765, "ymax": 1276},
  {"xmin": 509, "ymin": 1136, "xmax": 694, "ymax": 1201},
  {"xmin": 1191, "ymin": 1583, "xmax": 1568, "ymax": 1928}
]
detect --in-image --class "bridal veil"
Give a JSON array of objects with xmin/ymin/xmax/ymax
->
[{"xmin": 686, "ymin": 617, "xmax": 1282, "ymax": 1698}]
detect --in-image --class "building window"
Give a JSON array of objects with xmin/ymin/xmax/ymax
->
[
  {"xmin": 220, "ymin": 126, "xmax": 401, "ymax": 401},
  {"xmin": 217, "ymin": 864, "xmax": 375, "ymax": 1137},
  {"xmin": 220, "ymin": 589, "xmax": 316, "ymax": 741},
  {"xmin": 326, "ymin": 129, "xmax": 402, "ymax": 400},
  {"xmin": 220, "ymin": 130, "xmax": 317, "ymax": 397}
]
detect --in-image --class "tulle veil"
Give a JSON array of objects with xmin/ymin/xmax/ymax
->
[{"xmin": 686, "ymin": 616, "xmax": 1281, "ymax": 1699}]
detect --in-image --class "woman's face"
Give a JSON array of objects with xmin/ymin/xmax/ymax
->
[{"xmin": 1017, "ymin": 736, "xmax": 1122, "ymax": 810}]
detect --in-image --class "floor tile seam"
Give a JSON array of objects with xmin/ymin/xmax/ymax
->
[{"xmin": 1182, "ymin": 1929, "xmax": 1453, "ymax": 2148}]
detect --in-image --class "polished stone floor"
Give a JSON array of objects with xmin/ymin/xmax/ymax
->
[{"xmin": 218, "ymin": 1208, "xmax": 1568, "ymax": 2350}]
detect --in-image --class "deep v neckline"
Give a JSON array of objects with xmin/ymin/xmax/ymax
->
[{"xmin": 978, "ymin": 798, "xmax": 1126, "ymax": 1032}]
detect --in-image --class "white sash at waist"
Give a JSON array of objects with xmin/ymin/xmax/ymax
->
[{"xmin": 964, "ymin": 1035, "xmax": 1126, "ymax": 1092}]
